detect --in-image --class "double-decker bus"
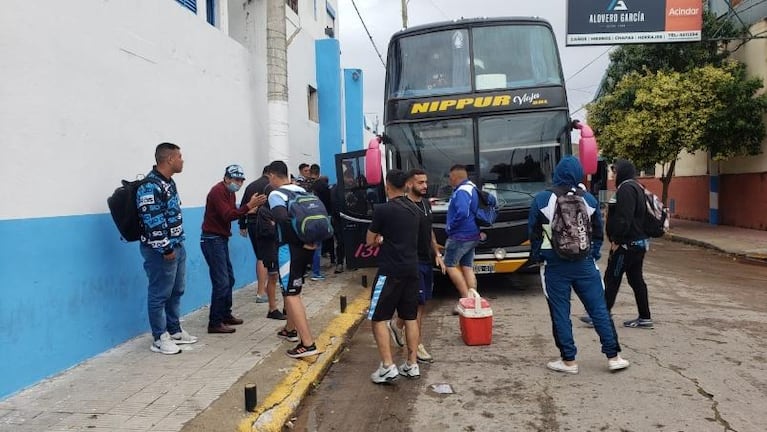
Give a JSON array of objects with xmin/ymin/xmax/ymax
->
[{"xmin": 335, "ymin": 17, "xmax": 596, "ymax": 274}]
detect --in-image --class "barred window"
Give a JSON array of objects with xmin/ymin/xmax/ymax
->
[{"xmin": 176, "ymin": 0, "xmax": 197, "ymax": 13}]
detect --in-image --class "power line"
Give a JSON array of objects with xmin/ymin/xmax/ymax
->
[
  {"xmin": 565, "ymin": 47, "xmax": 612, "ymax": 82},
  {"xmin": 421, "ymin": 0, "xmax": 450, "ymax": 20},
  {"xmin": 350, "ymin": 0, "xmax": 386, "ymax": 68}
]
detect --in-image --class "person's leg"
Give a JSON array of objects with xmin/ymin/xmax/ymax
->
[
  {"xmin": 256, "ymin": 260, "xmax": 268, "ymax": 298},
  {"xmin": 458, "ymin": 242, "xmax": 478, "ymax": 294},
  {"xmin": 247, "ymin": 226, "xmax": 266, "ymax": 298},
  {"xmin": 277, "ymin": 243, "xmax": 296, "ymax": 332},
  {"xmin": 311, "ymin": 247, "xmax": 322, "ymax": 277},
  {"xmin": 625, "ymin": 247, "xmax": 651, "ymax": 320},
  {"xmin": 223, "ymin": 239, "xmax": 237, "ymax": 320},
  {"xmin": 444, "ymin": 239, "xmax": 469, "ymax": 298},
  {"xmin": 285, "ymin": 245, "xmax": 314, "ymax": 347},
  {"xmin": 397, "ymin": 275, "xmax": 420, "ymax": 367},
  {"xmin": 603, "ymin": 247, "xmax": 627, "ymax": 311},
  {"xmin": 202, "ymin": 237, "xmax": 230, "ymax": 329},
  {"xmin": 164, "ymin": 244, "xmax": 186, "ymax": 335},
  {"xmin": 141, "ymin": 245, "xmax": 175, "ymax": 340},
  {"xmin": 572, "ymin": 260, "xmax": 621, "ymax": 359},
  {"xmin": 372, "ymin": 320, "xmax": 395, "ymax": 366},
  {"xmin": 540, "ymin": 261, "xmax": 577, "ymax": 362}
]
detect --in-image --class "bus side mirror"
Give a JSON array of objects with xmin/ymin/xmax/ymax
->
[
  {"xmin": 573, "ymin": 122, "xmax": 598, "ymax": 175},
  {"xmin": 365, "ymin": 137, "xmax": 383, "ymax": 186}
]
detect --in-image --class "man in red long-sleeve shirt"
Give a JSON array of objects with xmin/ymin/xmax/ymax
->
[{"xmin": 201, "ymin": 164, "xmax": 266, "ymax": 334}]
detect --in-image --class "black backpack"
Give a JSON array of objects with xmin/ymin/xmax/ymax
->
[
  {"xmin": 107, "ymin": 178, "xmax": 158, "ymax": 242},
  {"xmin": 545, "ymin": 186, "xmax": 592, "ymax": 261}
]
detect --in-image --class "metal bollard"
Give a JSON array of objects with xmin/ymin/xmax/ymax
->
[
  {"xmin": 361, "ymin": 275, "xmax": 368, "ymax": 287},
  {"xmin": 245, "ymin": 384, "xmax": 257, "ymax": 412},
  {"xmin": 340, "ymin": 295, "xmax": 347, "ymax": 313}
]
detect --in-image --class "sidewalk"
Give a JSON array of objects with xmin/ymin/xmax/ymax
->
[
  {"xmin": 666, "ymin": 218, "xmax": 767, "ymax": 262},
  {"xmin": 0, "ymin": 266, "xmax": 372, "ymax": 432}
]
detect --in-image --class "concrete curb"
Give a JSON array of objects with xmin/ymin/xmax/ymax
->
[
  {"xmin": 237, "ymin": 289, "xmax": 370, "ymax": 432},
  {"xmin": 665, "ymin": 233, "xmax": 767, "ymax": 264}
]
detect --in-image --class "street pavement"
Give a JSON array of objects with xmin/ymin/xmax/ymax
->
[{"xmin": 0, "ymin": 218, "xmax": 764, "ymax": 432}]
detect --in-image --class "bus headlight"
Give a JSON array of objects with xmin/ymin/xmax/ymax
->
[{"xmin": 493, "ymin": 248, "xmax": 507, "ymax": 260}]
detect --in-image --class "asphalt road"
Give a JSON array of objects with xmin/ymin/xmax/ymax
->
[{"xmin": 292, "ymin": 238, "xmax": 767, "ymax": 432}]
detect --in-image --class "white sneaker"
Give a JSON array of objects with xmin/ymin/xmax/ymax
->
[
  {"xmin": 387, "ymin": 320, "xmax": 405, "ymax": 347},
  {"xmin": 546, "ymin": 359, "xmax": 578, "ymax": 374},
  {"xmin": 371, "ymin": 363, "xmax": 399, "ymax": 384},
  {"xmin": 399, "ymin": 362, "xmax": 420, "ymax": 379},
  {"xmin": 608, "ymin": 356, "xmax": 630, "ymax": 371},
  {"xmin": 416, "ymin": 344, "xmax": 433, "ymax": 363},
  {"xmin": 151, "ymin": 332, "xmax": 181, "ymax": 355},
  {"xmin": 170, "ymin": 329, "xmax": 198, "ymax": 345}
]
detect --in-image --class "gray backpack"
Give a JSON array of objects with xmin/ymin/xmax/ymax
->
[{"xmin": 546, "ymin": 186, "xmax": 592, "ymax": 261}]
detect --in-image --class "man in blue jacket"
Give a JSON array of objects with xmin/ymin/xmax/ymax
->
[
  {"xmin": 528, "ymin": 156, "xmax": 629, "ymax": 374},
  {"xmin": 445, "ymin": 165, "xmax": 481, "ymax": 304}
]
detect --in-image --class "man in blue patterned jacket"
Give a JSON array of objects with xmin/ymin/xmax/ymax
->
[{"xmin": 136, "ymin": 142, "xmax": 196, "ymax": 355}]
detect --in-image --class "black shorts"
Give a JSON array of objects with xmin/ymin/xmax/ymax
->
[
  {"xmin": 278, "ymin": 243, "xmax": 314, "ymax": 296},
  {"xmin": 255, "ymin": 237, "xmax": 278, "ymax": 274},
  {"xmin": 367, "ymin": 273, "xmax": 419, "ymax": 321}
]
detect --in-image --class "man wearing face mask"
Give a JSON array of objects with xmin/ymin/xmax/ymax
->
[{"xmin": 201, "ymin": 165, "xmax": 266, "ymax": 334}]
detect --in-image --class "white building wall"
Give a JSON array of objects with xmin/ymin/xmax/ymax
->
[
  {"xmin": 721, "ymin": 19, "xmax": 767, "ymax": 175},
  {"xmin": 0, "ymin": 0, "xmax": 343, "ymax": 399},
  {"xmin": 0, "ymin": 0, "xmax": 261, "ymax": 219}
]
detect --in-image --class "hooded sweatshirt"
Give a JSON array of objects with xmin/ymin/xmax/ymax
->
[
  {"xmin": 527, "ymin": 156, "xmax": 604, "ymax": 262},
  {"xmin": 606, "ymin": 160, "xmax": 647, "ymax": 244}
]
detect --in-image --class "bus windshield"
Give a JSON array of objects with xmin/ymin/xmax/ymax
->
[
  {"xmin": 388, "ymin": 24, "xmax": 562, "ymax": 99},
  {"xmin": 387, "ymin": 110, "xmax": 567, "ymax": 207}
]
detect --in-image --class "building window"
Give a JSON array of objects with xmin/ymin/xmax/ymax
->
[
  {"xmin": 308, "ymin": 85, "xmax": 319, "ymax": 123},
  {"xmin": 175, "ymin": 0, "xmax": 197, "ymax": 13},
  {"xmin": 206, "ymin": 0, "xmax": 216, "ymax": 26},
  {"xmin": 287, "ymin": 0, "xmax": 298, "ymax": 14}
]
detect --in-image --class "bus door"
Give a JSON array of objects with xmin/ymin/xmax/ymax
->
[{"xmin": 333, "ymin": 150, "xmax": 385, "ymax": 269}]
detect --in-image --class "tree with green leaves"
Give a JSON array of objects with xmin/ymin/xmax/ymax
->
[
  {"xmin": 588, "ymin": 62, "xmax": 767, "ymax": 204},
  {"xmin": 588, "ymin": 10, "xmax": 766, "ymax": 204}
]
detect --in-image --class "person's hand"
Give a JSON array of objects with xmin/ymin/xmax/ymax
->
[
  {"xmin": 610, "ymin": 242, "xmax": 619, "ymax": 252},
  {"xmin": 163, "ymin": 250, "xmax": 176, "ymax": 261},
  {"xmin": 239, "ymin": 228, "xmax": 248, "ymax": 238},
  {"xmin": 248, "ymin": 193, "xmax": 266, "ymax": 209},
  {"xmin": 435, "ymin": 255, "xmax": 446, "ymax": 274}
]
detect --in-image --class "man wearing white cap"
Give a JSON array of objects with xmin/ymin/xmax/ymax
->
[{"xmin": 201, "ymin": 165, "xmax": 266, "ymax": 333}]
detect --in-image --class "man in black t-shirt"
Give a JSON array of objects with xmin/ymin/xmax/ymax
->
[
  {"xmin": 388, "ymin": 169, "xmax": 445, "ymax": 364},
  {"xmin": 366, "ymin": 170, "xmax": 421, "ymax": 383},
  {"xmin": 238, "ymin": 166, "xmax": 285, "ymax": 320}
]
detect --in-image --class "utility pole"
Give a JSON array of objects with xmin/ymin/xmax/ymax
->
[
  {"xmin": 267, "ymin": 0, "xmax": 290, "ymax": 163},
  {"xmin": 401, "ymin": 0, "xmax": 408, "ymax": 28}
]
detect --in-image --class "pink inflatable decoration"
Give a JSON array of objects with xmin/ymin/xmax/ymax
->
[
  {"xmin": 574, "ymin": 122, "xmax": 598, "ymax": 175},
  {"xmin": 365, "ymin": 136, "xmax": 383, "ymax": 186}
]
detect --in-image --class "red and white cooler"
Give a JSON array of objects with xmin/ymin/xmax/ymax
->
[{"xmin": 457, "ymin": 289, "xmax": 493, "ymax": 346}]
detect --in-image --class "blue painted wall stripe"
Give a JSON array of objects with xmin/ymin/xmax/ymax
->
[
  {"xmin": 344, "ymin": 68, "xmax": 364, "ymax": 153},
  {"xmin": 316, "ymin": 38, "xmax": 342, "ymax": 184},
  {"xmin": 0, "ymin": 209, "xmax": 256, "ymax": 399}
]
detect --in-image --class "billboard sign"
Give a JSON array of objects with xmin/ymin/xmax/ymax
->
[{"xmin": 566, "ymin": 0, "xmax": 703, "ymax": 46}]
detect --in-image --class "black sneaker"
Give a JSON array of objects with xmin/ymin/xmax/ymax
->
[
  {"xmin": 623, "ymin": 317, "xmax": 654, "ymax": 329},
  {"xmin": 277, "ymin": 328, "xmax": 299, "ymax": 342},
  {"xmin": 267, "ymin": 309, "xmax": 287, "ymax": 320},
  {"xmin": 287, "ymin": 342, "xmax": 318, "ymax": 358}
]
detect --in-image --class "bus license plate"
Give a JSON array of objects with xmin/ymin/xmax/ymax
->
[{"xmin": 473, "ymin": 263, "xmax": 495, "ymax": 274}]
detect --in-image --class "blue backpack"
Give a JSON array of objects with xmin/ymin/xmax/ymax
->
[
  {"xmin": 475, "ymin": 189, "xmax": 499, "ymax": 227},
  {"xmin": 278, "ymin": 188, "xmax": 334, "ymax": 244}
]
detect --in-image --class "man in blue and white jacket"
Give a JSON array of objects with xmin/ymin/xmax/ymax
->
[
  {"xmin": 528, "ymin": 156, "xmax": 629, "ymax": 374},
  {"xmin": 444, "ymin": 164, "xmax": 481, "ymax": 302}
]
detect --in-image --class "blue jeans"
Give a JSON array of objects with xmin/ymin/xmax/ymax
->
[
  {"xmin": 312, "ymin": 247, "xmax": 322, "ymax": 276},
  {"xmin": 201, "ymin": 235, "xmax": 235, "ymax": 326},
  {"xmin": 540, "ymin": 257, "xmax": 621, "ymax": 361},
  {"xmin": 444, "ymin": 238, "xmax": 479, "ymax": 268},
  {"xmin": 140, "ymin": 244, "xmax": 186, "ymax": 340}
]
